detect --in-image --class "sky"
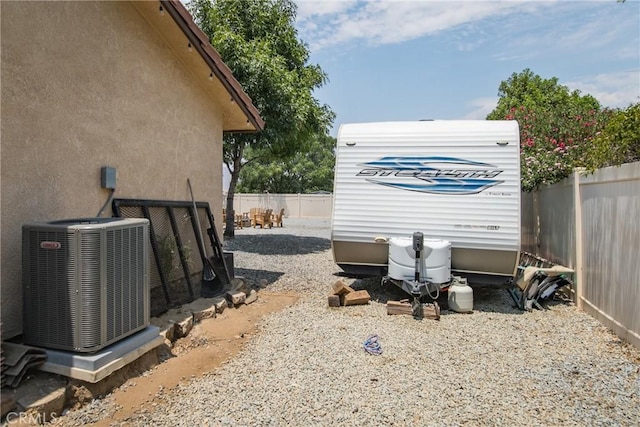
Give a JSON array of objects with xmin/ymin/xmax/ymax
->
[{"xmin": 293, "ymin": 0, "xmax": 640, "ymax": 136}]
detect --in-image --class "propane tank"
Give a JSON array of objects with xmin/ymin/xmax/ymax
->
[{"xmin": 448, "ymin": 277, "xmax": 473, "ymax": 313}]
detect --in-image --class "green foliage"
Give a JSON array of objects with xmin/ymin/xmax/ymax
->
[
  {"xmin": 487, "ymin": 69, "xmax": 602, "ymax": 121},
  {"xmin": 588, "ymin": 103, "xmax": 640, "ymax": 169},
  {"xmin": 190, "ymin": 0, "xmax": 333, "ymax": 159},
  {"xmin": 189, "ymin": 0, "xmax": 335, "ymax": 236},
  {"xmin": 236, "ymin": 134, "xmax": 336, "ymax": 193},
  {"xmin": 487, "ymin": 69, "xmax": 611, "ymax": 191}
]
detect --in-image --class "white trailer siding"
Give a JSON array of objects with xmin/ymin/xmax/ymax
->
[{"xmin": 331, "ymin": 120, "xmax": 520, "ymax": 277}]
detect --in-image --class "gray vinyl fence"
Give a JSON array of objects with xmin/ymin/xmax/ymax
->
[{"xmin": 522, "ymin": 161, "xmax": 640, "ymax": 348}]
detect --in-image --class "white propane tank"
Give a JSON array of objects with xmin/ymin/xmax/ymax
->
[{"xmin": 448, "ymin": 277, "xmax": 473, "ymax": 313}]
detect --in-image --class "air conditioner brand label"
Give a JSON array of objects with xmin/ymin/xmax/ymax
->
[
  {"xmin": 356, "ymin": 156, "xmax": 504, "ymax": 195},
  {"xmin": 40, "ymin": 241, "xmax": 61, "ymax": 250}
]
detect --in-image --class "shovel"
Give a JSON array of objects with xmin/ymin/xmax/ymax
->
[{"xmin": 187, "ymin": 179, "xmax": 216, "ymax": 285}]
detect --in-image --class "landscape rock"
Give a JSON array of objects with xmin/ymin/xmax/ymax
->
[
  {"xmin": 174, "ymin": 317, "xmax": 194, "ymax": 338},
  {"xmin": 226, "ymin": 291, "xmax": 246, "ymax": 307},
  {"xmin": 212, "ymin": 297, "xmax": 228, "ymax": 314},
  {"xmin": 245, "ymin": 290, "xmax": 259, "ymax": 305}
]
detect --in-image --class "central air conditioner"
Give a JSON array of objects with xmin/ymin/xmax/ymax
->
[{"xmin": 22, "ymin": 217, "xmax": 150, "ymax": 352}]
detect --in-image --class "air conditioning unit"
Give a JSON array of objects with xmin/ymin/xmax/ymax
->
[{"xmin": 22, "ymin": 217, "xmax": 150, "ymax": 352}]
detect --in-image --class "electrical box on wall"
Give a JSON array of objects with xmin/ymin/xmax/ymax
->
[{"xmin": 101, "ymin": 166, "xmax": 116, "ymax": 189}]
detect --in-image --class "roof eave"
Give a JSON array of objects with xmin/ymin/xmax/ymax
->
[{"xmin": 163, "ymin": 0, "xmax": 265, "ymax": 132}]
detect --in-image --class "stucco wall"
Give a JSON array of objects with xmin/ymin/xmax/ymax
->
[{"xmin": 1, "ymin": 1, "xmax": 225, "ymax": 338}]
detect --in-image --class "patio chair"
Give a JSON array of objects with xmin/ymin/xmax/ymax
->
[
  {"xmin": 255, "ymin": 208, "xmax": 273, "ymax": 228},
  {"xmin": 250, "ymin": 207, "xmax": 262, "ymax": 227},
  {"xmin": 234, "ymin": 213, "xmax": 243, "ymax": 229},
  {"xmin": 271, "ymin": 208, "xmax": 285, "ymax": 227},
  {"xmin": 241, "ymin": 212, "xmax": 251, "ymax": 227}
]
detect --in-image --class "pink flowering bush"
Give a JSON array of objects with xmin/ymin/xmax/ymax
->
[
  {"xmin": 486, "ymin": 69, "xmax": 614, "ymax": 191},
  {"xmin": 504, "ymin": 106, "xmax": 611, "ymax": 191}
]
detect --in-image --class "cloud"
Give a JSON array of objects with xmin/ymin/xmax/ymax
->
[
  {"xmin": 295, "ymin": 0, "xmax": 555, "ymax": 51},
  {"xmin": 463, "ymin": 97, "xmax": 498, "ymax": 120},
  {"xmin": 296, "ymin": 0, "xmax": 357, "ymax": 19},
  {"xmin": 565, "ymin": 71, "xmax": 640, "ymax": 109},
  {"xmin": 296, "ymin": 0, "xmax": 638, "ymax": 69},
  {"xmin": 492, "ymin": 2, "xmax": 639, "ymax": 63}
]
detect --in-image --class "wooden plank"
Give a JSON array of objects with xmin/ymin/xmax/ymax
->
[
  {"xmin": 331, "ymin": 280, "xmax": 354, "ymax": 296},
  {"xmin": 327, "ymin": 294, "xmax": 341, "ymax": 307},
  {"xmin": 343, "ymin": 290, "xmax": 370, "ymax": 306},
  {"xmin": 386, "ymin": 300, "xmax": 440, "ymax": 320}
]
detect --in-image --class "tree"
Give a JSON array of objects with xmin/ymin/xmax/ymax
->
[
  {"xmin": 237, "ymin": 133, "xmax": 336, "ymax": 193},
  {"xmin": 487, "ymin": 69, "xmax": 610, "ymax": 191},
  {"xmin": 189, "ymin": 0, "xmax": 335, "ymax": 237},
  {"xmin": 588, "ymin": 102, "xmax": 640, "ymax": 169},
  {"xmin": 487, "ymin": 69, "xmax": 602, "ymax": 122}
]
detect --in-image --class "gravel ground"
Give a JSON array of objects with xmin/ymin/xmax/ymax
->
[{"xmin": 60, "ymin": 219, "xmax": 640, "ymax": 426}]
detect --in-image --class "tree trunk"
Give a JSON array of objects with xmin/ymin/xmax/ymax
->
[{"xmin": 224, "ymin": 158, "xmax": 242, "ymax": 239}]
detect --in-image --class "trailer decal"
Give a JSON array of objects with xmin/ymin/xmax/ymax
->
[{"xmin": 357, "ymin": 156, "xmax": 504, "ymax": 195}]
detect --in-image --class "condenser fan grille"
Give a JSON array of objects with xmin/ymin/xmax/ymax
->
[
  {"xmin": 23, "ymin": 230, "xmax": 74, "ymax": 349},
  {"xmin": 106, "ymin": 226, "xmax": 147, "ymax": 342}
]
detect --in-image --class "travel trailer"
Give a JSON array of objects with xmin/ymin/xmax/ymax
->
[{"xmin": 331, "ymin": 120, "xmax": 521, "ymax": 286}]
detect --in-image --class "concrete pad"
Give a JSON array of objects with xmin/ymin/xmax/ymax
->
[{"xmin": 39, "ymin": 326, "xmax": 163, "ymax": 383}]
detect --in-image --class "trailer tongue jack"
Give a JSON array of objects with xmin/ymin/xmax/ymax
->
[{"xmin": 383, "ymin": 232, "xmax": 442, "ymax": 320}]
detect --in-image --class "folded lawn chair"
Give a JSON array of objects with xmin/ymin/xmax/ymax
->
[{"xmin": 509, "ymin": 264, "xmax": 574, "ymax": 310}]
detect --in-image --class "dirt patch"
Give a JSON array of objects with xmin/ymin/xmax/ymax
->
[{"xmin": 88, "ymin": 291, "xmax": 298, "ymax": 427}]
